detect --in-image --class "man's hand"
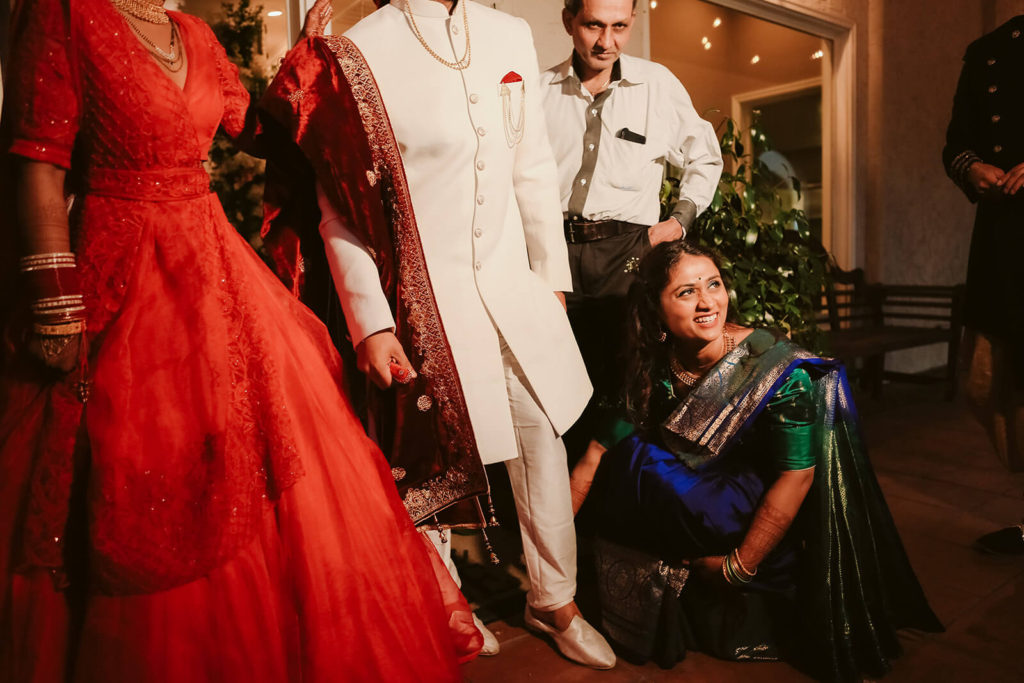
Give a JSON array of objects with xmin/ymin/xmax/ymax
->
[
  {"xmin": 997, "ymin": 162, "xmax": 1024, "ymax": 196},
  {"xmin": 967, "ymin": 161, "xmax": 1006, "ymax": 199},
  {"xmin": 356, "ymin": 330, "xmax": 416, "ymax": 390},
  {"xmin": 555, "ymin": 291, "xmax": 567, "ymax": 311},
  {"xmin": 647, "ymin": 217, "xmax": 684, "ymax": 248},
  {"xmin": 299, "ymin": 0, "xmax": 333, "ymax": 40}
]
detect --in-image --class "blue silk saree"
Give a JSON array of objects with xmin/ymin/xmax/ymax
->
[{"xmin": 585, "ymin": 329, "xmax": 942, "ymax": 681}]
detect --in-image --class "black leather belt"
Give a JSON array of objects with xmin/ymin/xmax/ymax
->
[{"xmin": 563, "ymin": 219, "xmax": 648, "ymax": 244}]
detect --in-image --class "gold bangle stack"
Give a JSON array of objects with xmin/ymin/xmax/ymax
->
[
  {"xmin": 722, "ymin": 548, "xmax": 756, "ymax": 586},
  {"xmin": 19, "ymin": 252, "xmax": 76, "ymax": 272},
  {"xmin": 20, "ymin": 251, "xmax": 87, "ymax": 335}
]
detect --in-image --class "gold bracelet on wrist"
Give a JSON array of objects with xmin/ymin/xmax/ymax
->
[
  {"xmin": 730, "ymin": 548, "xmax": 757, "ymax": 580},
  {"xmin": 33, "ymin": 320, "xmax": 85, "ymax": 336},
  {"xmin": 19, "ymin": 252, "xmax": 76, "ymax": 271}
]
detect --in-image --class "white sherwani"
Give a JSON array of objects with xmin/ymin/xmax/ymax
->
[{"xmin": 327, "ymin": 0, "xmax": 591, "ymax": 469}]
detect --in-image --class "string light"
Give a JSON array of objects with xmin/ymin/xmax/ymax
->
[
  {"xmin": 811, "ymin": 49, "xmax": 825, "ymax": 60},
  {"xmin": 704, "ymin": 41, "xmax": 712, "ymax": 50},
  {"xmin": 750, "ymin": 55, "xmax": 760, "ymax": 64},
  {"xmin": 713, "ymin": 17, "xmax": 722, "ymax": 27},
  {"xmin": 701, "ymin": 36, "xmax": 709, "ymax": 45},
  {"xmin": 650, "ymin": 0, "xmax": 657, "ymax": 8}
]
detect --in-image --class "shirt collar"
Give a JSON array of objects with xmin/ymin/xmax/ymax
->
[
  {"xmin": 552, "ymin": 54, "xmax": 642, "ymax": 88},
  {"xmin": 391, "ymin": 0, "xmax": 458, "ymax": 18}
]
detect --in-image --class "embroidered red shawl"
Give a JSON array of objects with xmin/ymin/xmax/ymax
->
[{"xmin": 258, "ymin": 36, "xmax": 488, "ymax": 526}]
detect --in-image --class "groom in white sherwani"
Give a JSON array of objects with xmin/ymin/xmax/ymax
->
[{"xmin": 315, "ymin": 0, "xmax": 616, "ymax": 670}]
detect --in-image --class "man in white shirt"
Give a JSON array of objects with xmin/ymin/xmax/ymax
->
[
  {"xmin": 540, "ymin": 0, "xmax": 723, "ymax": 472},
  {"xmin": 302, "ymin": 0, "xmax": 616, "ymax": 669}
]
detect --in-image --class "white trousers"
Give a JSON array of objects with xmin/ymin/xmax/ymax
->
[{"xmin": 427, "ymin": 336, "xmax": 578, "ymax": 610}]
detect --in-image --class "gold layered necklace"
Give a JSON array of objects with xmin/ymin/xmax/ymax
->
[
  {"xmin": 125, "ymin": 15, "xmax": 184, "ymax": 71},
  {"xmin": 111, "ymin": 0, "xmax": 169, "ymax": 24},
  {"xmin": 402, "ymin": 0, "xmax": 472, "ymax": 71},
  {"xmin": 670, "ymin": 331, "xmax": 736, "ymax": 387}
]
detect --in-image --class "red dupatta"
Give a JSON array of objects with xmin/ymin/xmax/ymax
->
[{"xmin": 259, "ymin": 36, "xmax": 488, "ymax": 527}]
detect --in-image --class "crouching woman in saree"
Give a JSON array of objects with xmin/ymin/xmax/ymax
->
[{"xmin": 579, "ymin": 240, "xmax": 943, "ymax": 681}]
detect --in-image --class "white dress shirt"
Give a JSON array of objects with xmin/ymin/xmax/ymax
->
[
  {"xmin": 318, "ymin": 0, "xmax": 592, "ymax": 465},
  {"xmin": 540, "ymin": 54, "xmax": 723, "ymax": 225}
]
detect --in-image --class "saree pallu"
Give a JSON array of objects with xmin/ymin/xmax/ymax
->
[{"xmin": 588, "ymin": 329, "xmax": 942, "ymax": 681}]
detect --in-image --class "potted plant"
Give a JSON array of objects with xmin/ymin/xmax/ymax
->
[{"xmin": 663, "ymin": 116, "xmax": 830, "ymax": 349}]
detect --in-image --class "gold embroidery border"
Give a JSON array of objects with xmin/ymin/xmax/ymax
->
[{"xmin": 323, "ymin": 36, "xmax": 487, "ymax": 523}]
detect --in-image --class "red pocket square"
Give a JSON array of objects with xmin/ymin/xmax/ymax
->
[{"xmin": 500, "ymin": 71, "xmax": 523, "ymax": 84}]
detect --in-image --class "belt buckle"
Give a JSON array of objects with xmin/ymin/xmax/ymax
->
[{"xmin": 567, "ymin": 222, "xmax": 578, "ymax": 244}]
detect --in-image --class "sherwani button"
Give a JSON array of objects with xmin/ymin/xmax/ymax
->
[
  {"xmin": 474, "ymin": 228, "xmax": 483, "ymax": 237},
  {"xmin": 992, "ymin": 114, "xmax": 1001, "ymax": 123},
  {"xmin": 994, "ymin": 145, "xmax": 1003, "ymax": 153},
  {"xmin": 989, "ymin": 85, "xmax": 998, "ymax": 93},
  {"xmin": 475, "ymin": 261, "xmax": 482, "ymax": 271},
  {"xmin": 477, "ymin": 126, "xmax": 486, "ymax": 136},
  {"xmin": 477, "ymin": 160, "xmax": 486, "ymax": 170},
  {"xmin": 477, "ymin": 194, "xmax": 485, "ymax": 204},
  {"xmin": 988, "ymin": 58, "xmax": 997, "ymax": 66},
  {"xmin": 469, "ymin": 93, "xmax": 479, "ymax": 103}
]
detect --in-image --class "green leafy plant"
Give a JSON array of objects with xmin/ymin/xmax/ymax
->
[{"xmin": 663, "ymin": 116, "xmax": 830, "ymax": 348}]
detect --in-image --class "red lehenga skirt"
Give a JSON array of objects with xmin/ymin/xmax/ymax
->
[{"xmin": 0, "ymin": 184, "xmax": 480, "ymax": 683}]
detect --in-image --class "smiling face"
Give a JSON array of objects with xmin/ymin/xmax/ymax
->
[
  {"xmin": 562, "ymin": 0, "xmax": 636, "ymax": 80},
  {"xmin": 659, "ymin": 254, "xmax": 729, "ymax": 347}
]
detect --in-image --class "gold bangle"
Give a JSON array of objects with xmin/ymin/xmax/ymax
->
[
  {"xmin": 19, "ymin": 252, "xmax": 76, "ymax": 269},
  {"xmin": 34, "ymin": 320, "xmax": 85, "ymax": 336},
  {"xmin": 731, "ymin": 549, "xmax": 757, "ymax": 579}
]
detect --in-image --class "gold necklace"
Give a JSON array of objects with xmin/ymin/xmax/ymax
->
[
  {"xmin": 402, "ymin": 0, "xmax": 471, "ymax": 71},
  {"xmin": 111, "ymin": 0, "xmax": 169, "ymax": 24},
  {"xmin": 125, "ymin": 15, "xmax": 184, "ymax": 71},
  {"xmin": 669, "ymin": 331, "xmax": 736, "ymax": 387}
]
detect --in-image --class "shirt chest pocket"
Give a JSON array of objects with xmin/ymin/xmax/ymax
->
[
  {"xmin": 599, "ymin": 89, "xmax": 656, "ymax": 190},
  {"xmin": 601, "ymin": 124, "xmax": 659, "ymax": 191}
]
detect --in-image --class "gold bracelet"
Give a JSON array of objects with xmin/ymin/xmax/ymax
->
[
  {"xmin": 731, "ymin": 548, "xmax": 757, "ymax": 579},
  {"xmin": 19, "ymin": 252, "xmax": 76, "ymax": 270},
  {"xmin": 34, "ymin": 320, "xmax": 85, "ymax": 336}
]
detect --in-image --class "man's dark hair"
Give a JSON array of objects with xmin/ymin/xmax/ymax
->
[{"xmin": 564, "ymin": 0, "xmax": 638, "ymax": 15}]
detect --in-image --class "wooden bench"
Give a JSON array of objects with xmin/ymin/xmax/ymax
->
[{"xmin": 818, "ymin": 266, "xmax": 966, "ymax": 398}]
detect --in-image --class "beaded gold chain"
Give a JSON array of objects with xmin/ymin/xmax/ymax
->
[
  {"xmin": 111, "ymin": 0, "xmax": 169, "ymax": 24},
  {"xmin": 402, "ymin": 0, "xmax": 471, "ymax": 71},
  {"xmin": 124, "ymin": 14, "xmax": 184, "ymax": 71},
  {"xmin": 669, "ymin": 331, "xmax": 736, "ymax": 387}
]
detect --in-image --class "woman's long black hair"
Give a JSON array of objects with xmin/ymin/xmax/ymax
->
[{"xmin": 624, "ymin": 240, "xmax": 725, "ymax": 429}]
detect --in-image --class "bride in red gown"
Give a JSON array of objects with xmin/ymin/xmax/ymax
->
[{"xmin": 0, "ymin": 0, "xmax": 480, "ymax": 681}]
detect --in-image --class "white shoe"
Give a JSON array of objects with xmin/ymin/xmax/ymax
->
[
  {"xmin": 522, "ymin": 608, "xmax": 616, "ymax": 670},
  {"xmin": 473, "ymin": 613, "xmax": 500, "ymax": 656}
]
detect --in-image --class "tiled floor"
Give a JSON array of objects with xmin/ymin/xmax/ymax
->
[{"xmin": 460, "ymin": 385, "xmax": 1024, "ymax": 682}]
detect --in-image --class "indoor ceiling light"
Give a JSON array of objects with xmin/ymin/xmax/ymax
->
[
  {"xmin": 750, "ymin": 55, "xmax": 760, "ymax": 64},
  {"xmin": 713, "ymin": 17, "xmax": 722, "ymax": 27},
  {"xmin": 267, "ymin": 10, "xmax": 283, "ymax": 17},
  {"xmin": 701, "ymin": 36, "xmax": 709, "ymax": 45},
  {"xmin": 704, "ymin": 42, "xmax": 712, "ymax": 50},
  {"xmin": 811, "ymin": 49, "xmax": 824, "ymax": 60},
  {"xmin": 650, "ymin": 0, "xmax": 657, "ymax": 8}
]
